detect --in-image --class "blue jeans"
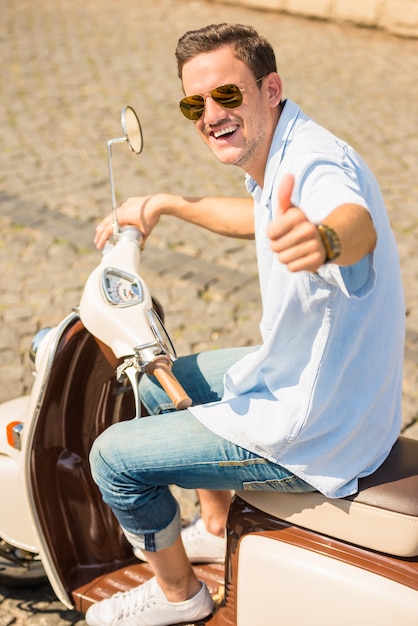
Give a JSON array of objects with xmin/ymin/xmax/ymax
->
[{"xmin": 89, "ymin": 347, "xmax": 314, "ymax": 552}]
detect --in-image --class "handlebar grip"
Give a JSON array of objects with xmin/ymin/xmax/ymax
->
[{"xmin": 147, "ymin": 356, "xmax": 192, "ymax": 410}]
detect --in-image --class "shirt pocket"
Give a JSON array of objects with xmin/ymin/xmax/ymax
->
[{"xmin": 260, "ymin": 269, "xmax": 333, "ymax": 336}]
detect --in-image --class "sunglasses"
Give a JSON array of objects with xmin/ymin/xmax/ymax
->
[{"xmin": 179, "ymin": 78, "xmax": 264, "ymax": 121}]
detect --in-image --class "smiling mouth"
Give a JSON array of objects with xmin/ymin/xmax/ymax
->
[{"xmin": 212, "ymin": 124, "xmax": 238, "ymax": 139}]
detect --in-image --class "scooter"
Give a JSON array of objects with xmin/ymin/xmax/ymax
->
[
  {"xmin": 0, "ymin": 108, "xmax": 417, "ymax": 625},
  {"xmin": 0, "ymin": 105, "xmax": 190, "ymax": 586}
]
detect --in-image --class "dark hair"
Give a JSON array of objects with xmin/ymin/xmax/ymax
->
[{"xmin": 175, "ymin": 23, "xmax": 277, "ymax": 80}]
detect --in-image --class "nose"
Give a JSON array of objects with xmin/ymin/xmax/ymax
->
[{"xmin": 201, "ymin": 94, "xmax": 227, "ymax": 124}]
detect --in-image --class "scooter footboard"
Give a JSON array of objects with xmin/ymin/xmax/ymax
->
[{"xmin": 72, "ymin": 561, "xmax": 225, "ymax": 615}]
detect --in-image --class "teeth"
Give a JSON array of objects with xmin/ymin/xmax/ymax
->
[{"xmin": 213, "ymin": 125, "xmax": 237, "ymax": 138}]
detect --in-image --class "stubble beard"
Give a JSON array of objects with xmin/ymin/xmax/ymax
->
[{"xmin": 224, "ymin": 103, "xmax": 268, "ymax": 174}]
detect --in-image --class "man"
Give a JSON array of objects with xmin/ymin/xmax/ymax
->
[{"xmin": 86, "ymin": 23, "xmax": 405, "ymax": 626}]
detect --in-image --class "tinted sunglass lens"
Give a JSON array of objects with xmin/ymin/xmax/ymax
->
[
  {"xmin": 179, "ymin": 103, "xmax": 203, "ymax": 120},
  {"xmin": 212, "ymin": 85, "xmax": 243, "ymax": 108},
  {"xmin": 180, "ymin": 95, "xmax": 205, "ymax": 120}
]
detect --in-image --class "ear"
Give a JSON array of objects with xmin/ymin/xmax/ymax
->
[{"xmin": 265, "ymin": 73, "xmax": 283, "ymax": 108}]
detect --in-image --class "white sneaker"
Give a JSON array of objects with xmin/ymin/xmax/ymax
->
[
  {"xmin": 85, "ymin": 576, "xmax": 213, "ymax": 626},
  {"xmin": 134, "ymin": 518, "xmax": 226, "ymax": 564}
]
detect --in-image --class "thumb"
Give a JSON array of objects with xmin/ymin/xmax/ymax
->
[{"xmin": 278, "ymin": 173, "xmax": 295, "ymax": 214}]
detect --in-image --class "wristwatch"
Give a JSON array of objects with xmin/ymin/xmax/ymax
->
[{"xmin": 317, "ymin": 224, "xmax": 341, "ymax": 263}]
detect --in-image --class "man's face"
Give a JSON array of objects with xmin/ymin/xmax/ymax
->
[{"xmin": 181, "ymin": 45, "xmax": 281, "ymax": 185}]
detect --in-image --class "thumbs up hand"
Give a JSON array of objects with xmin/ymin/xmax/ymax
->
[
  {"xmin": 267, "ymin": 174, "xmax": 327, "ymax": 272},
  {"xmin": 277, "ymin": 171, "xmax": 296, "ymax": 216}
]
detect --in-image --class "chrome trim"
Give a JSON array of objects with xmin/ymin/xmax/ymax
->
[{"xmin": 10, "ymin": 422, "xmax": 24, "ymax": 451}]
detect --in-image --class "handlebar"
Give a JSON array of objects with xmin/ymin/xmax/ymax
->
[{"xmin": 146, "ymin": 355, "xmax": 192, "ymax": 410}]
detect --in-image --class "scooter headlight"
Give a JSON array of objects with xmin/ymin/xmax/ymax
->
[{"xmin": 29, "ymin": 327, "xmax": 53, "ymax": 364}]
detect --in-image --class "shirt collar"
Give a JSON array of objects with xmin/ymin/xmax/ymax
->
[{"xmin": 245, "ymin": 99, "xmax": 301, "ymax": 202}]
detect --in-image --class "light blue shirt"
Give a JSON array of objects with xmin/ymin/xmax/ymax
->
[{"xmin": 191, "ymin": 100, "xmax": 405, "ymax": 498}]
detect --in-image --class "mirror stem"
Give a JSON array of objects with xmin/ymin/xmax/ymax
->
[{"xmin": 107, "ymin": 137, "xmax": 127, "ymax": 240}]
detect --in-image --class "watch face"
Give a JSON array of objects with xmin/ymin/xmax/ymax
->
[{"xmin": 328, "ymin": 227, "xmax": 341, "ymax": 259}]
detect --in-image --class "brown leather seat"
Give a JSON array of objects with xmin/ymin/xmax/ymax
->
[{"xmin": 237, "ymin": 436, "xmax": 418, "ymax": 557}]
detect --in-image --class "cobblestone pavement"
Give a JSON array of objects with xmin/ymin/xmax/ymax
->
[{"xmin": 0, "ymin": 0, "xmax": 417, "ymax": 622}]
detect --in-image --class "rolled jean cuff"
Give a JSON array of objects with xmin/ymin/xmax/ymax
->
[{"xmin": 121, "ymin": 502, "xmax": 182, "ymax": 553}]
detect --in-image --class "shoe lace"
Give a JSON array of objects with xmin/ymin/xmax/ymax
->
[{"xmin": 116, "ymin": 583, "xmax": 155, "ymax": 619}]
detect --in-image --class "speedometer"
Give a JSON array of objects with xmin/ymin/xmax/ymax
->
[{"xmin": 102, "ymin": 268, "xmax": 144, "ymax": 306}]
